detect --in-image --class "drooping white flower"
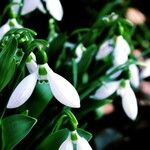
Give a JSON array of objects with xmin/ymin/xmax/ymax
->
[
  {"xmin": 117, "ymin": 80, "xmax": 138, "ymax": 120},
  {"xmin": 59, "ymin": 131, "xmax": 92, "ymax": 150},
  {"xmin": 0, "ymin": 18, "xmax": 22, "ymax": 40},
  {"xmin": 91, "ymin": 81, "xmax": 119, "ymax": 100},
  {"xmin": 140, "ymin": 59, "xmax": 150, "ymax": 79},
  {"xmin": 129, "ymin": 64, "xmax": 140, "ymax": 88},
  {"xmin": 20, "ymin": 0, "xmax": 63, "ymax": 21},
  {"xmin": 95, "ymin": 39, "xmax": 114, "ymax": 60},
  {"xmin": 21, "ymin": 0, "xmax": 46, "ymax": 15},
  {"xmin": 113, "ymin": 36, "xmax": 130, "ymax": 66},
  {"xmin": 75, "ymin": 43, "xmax": 86, "ymax": 63},
  {"xmin": 7, "ymin": 63, "xmax": 80, "ymax": 108}
]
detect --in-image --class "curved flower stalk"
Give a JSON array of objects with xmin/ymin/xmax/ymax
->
[
  {"xmin": 91, "ymin": 80, "xmax": 138, "ymax": 120},
  {"xmin": 7, "ymin": 61, "xmax": 80, "ymax": 108},
  {"xmin": 14, "ymin": 0, "xmax": 63, "ymax": 21},
  {"xmin": 59, "ymin": 131, "xmax": 92, "ymax": 150},
  {"xmin": 0, "ymin": 18, "xmax": 22, "ymax": 40}
]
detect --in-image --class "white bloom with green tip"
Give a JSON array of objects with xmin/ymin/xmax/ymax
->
[
  {"xmin": 59, "ymin": 131, "xmax": 92, "ymax": 150},
  {"xmin": 117, "ymin": 80, "xmax": 138, "ymax": 120},
  {"xmin": 7, "ymin": 63, "xmax": 80, "ymax": 108},
  {"xmin": 140, "ymin": 59, "xmax": 150, "ymax": 79}
]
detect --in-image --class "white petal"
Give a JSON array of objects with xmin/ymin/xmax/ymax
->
[
  {"xmin": 118, "ymin": 81, "xmax": 138, "ymax": 120},
  {"xmin": 26, "ymin": 60, "xmax": 38, "ymax": 74},
  {"xmin": 0, "ymin": 22, "xmax": 10, "ymax": 40},
  {"xmin": 47, "ymin": 68, "xmax": 80, "ymax": 108},
  {"xmin": 113, "ymin": 36, "xmax": 130, "ymax": 66},
  {"xmin": 129, "ymin": 64, "xmax": 140, "ymax": 88},
  {"xmin": 95, "ymin": 39, "xmax": 113, "ymax": 60},
  {"xmin": 76, "ymin": 136, "xmax": 92, "ymax": 150},
  {"xmin": 92, "ymin": 81, "xmax": 119, "ymax": 100},
  {"xmin": 59, "ymin": 136, "xmax": 73, "ymax": 150},
  {"xmin": 106, "ymin": 66, "xmax": 122, "ymax": 79},
  {"xmin": 21, "ymin": 0, "xmax": 45, "ymax": 15},
  {"xmin": 44, "ymin": 0, "xmax": 63, "ymax": 21},
  {"xmin": 7, "ymin": 73, "xmax": 37, "ymax": 108},
  {"xmin": 140, "ymin": 59, "xmax": 150, "ymax": 79},
  {"xmin": 75, "ymin": 43, "xmax": 86, "ymax": 63}
]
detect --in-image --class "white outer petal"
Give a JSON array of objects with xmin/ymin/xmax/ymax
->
[
  {"xmin": 21, "ymin": 0, "xmax": 46, "ymax": 15},
  {"xmin": 75, "ymin": 43, "xmax": 86, "ymax": 63},
  {"xmin": 26, "ymin": 60, "xmax": 38, "ymax": 74},
  {"xmin": 129, "ymin": 64, "xmax": 140, "ymax": 88},
  {"xmin": 47, "ymin": 68, "xmax": 80, "ymax": 108},
  {"xmin": 59, "ymin": 136, "xmax": 73, "ymax": 150},
  {"xmin": 92, "ymin": 81, "xmax": 119, "ymax": 100},
  {"xmin": 95, "ymin": 39, "xmax": 113, "ymax": 60},
  {"xmin": 140, "ymin": 59, "xmax": 150, "ymax": 79},
  {"xmin": 7, "ymin": 73, "xmax": 37, "ymax": 108},
  {"xmin": 44, "ymin": 0, "xmax": 63, "ymax": 21},
  {"xmin": 76, "ymin": 136, "xmax": 92, "ymax": 150},
  {"xmin": 118, "ymin": 81, "xmax": 138, "ymax": 120},
  {"xmin": 0, "ymin": 22, "xmax": 10, "ymax": 40},
  {"xmin": 113, "ymin": 36, "xmax": 130, "ymax": 66}
]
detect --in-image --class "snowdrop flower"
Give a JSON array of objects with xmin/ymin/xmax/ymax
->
[
  {"xmin": 75, "ymin": 43, "xmax": 86, "ymax": 63},
  {"xmin": 117, "ymin": 80, "xmax": 138, "ymax": 120},
  {"xmin": 0, "ymin": 18, "xmax": 22, "ymax": 40},
  {"xmin": 95, "ymin": 39, "xmax": 114, "ymax": 60},
  {"xmin": 7, "ymin": 63, "xmax": 80, "ymax": 108},
  {"xmin": 20, "ymin": 0, "xmax": 63, "ymax": 21},
  {"xmin": 129, "ymin": 64, "xmax": 140, "ymax": 88},
  {"xmin": 140, "ymin": 59, "xmax": 150, "ymax": 79},
  {"xmin": 91, "ymin": 80, "xmax": 138, "ymax": 120},
  {"xmin": 113, "ymin": 36, "xmax": 130, "ymax": 66},
  {"xmin": 59, "ymin": 131, "xmax": 92, "ymax": 150}
]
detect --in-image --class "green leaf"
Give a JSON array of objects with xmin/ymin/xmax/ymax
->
[
  {"xmin": 78, "ymin": 99, "xmax": 112, "ymax": 119},
  {"xmin": 0, "ymin": 37, "xmax": 17, "ymax": 92},
  {"xmin": 37, "ymin": 129, "xmax": 69, "ymax": 150},
  {"xmin": 1, "ymin": 114, "xmax": 37, "ymax": 150},
  {"xmin": 27, "ymin": 82, "xmax": 53, "ymax": 117},
  {"xmin": 77, "ymin": 128, "xmax": 92, "ymax": 141},
  {"xmin": 78, "ymin": 44, "xmax": 96, "ymax": 74},
  {"xmin": 72, "ymin": 59, "xmax": 78, "ymax": 87},
  {"xmin": 48, "ymin": 34, "xmax": 67, "ymax": 65}
]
